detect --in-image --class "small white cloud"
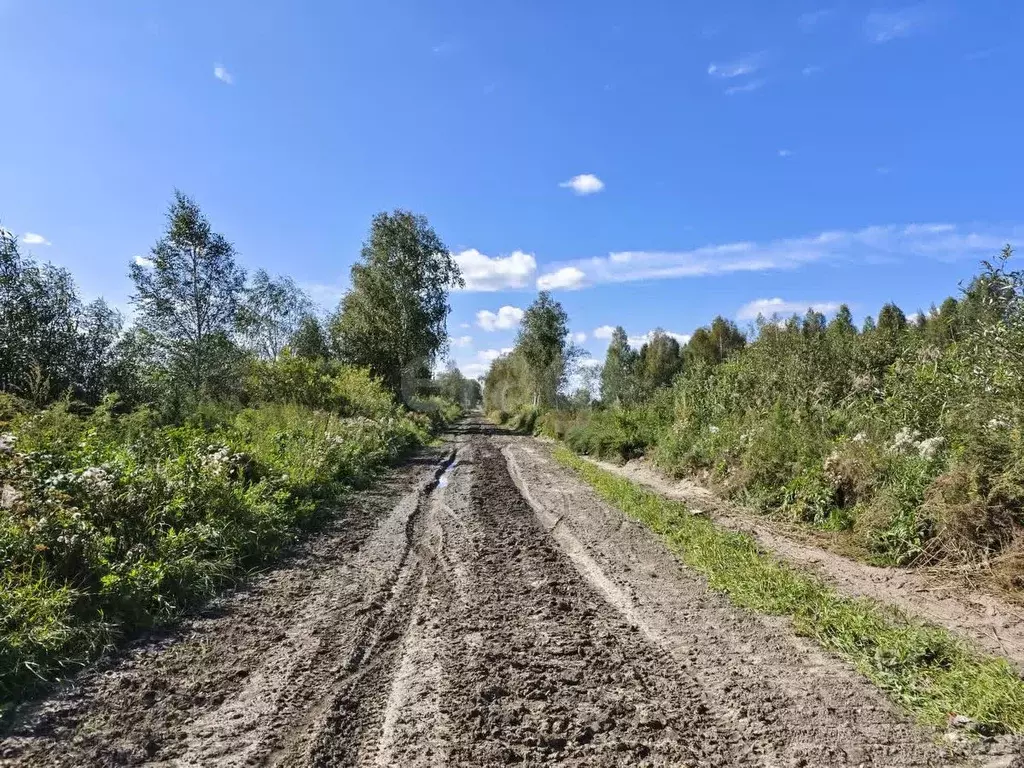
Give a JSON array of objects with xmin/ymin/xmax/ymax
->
[
  {"xmin": 580, "ymin": 357, "xmax": 603, "ymax": 368},
  {"xmin": 593, "ymin": 325, "xmax": 616, "ymax": 340},
  {"xmin": 477, "ymin": 347, "xmax": 514, "ymax": 364},
  {"xmin": 907, "ymin": 312, "xmax": 923, "ymax": 324},
  {"xmin": 707, "ymin": 54, "xmax": 762, "ymax": 79},
  {"xmin": 134, "ymin": 255, "xmax": 154, "ymax": 267},
  {"xmin": 876, "ymin": 166, "xmax": 891, "ymax": 175},
  {"xmin": 778, "ymin": 149, "xmax": 793, "ymax": 157},
  {"xmin": 432, "ymin": 42, "xmax": 453, "ymax": 55},
  {"xmin": 559, "ymin": 173, "xmax": 605, "ymax": 196},
  {"xmin": 453, "ymin": 248, "xmax": 537, "ymax": 291},
  {"xmin": 21, "ymin": 232, "xmax": 51, "ymax": 246},
  {"xmin": 459, "ymin": 322, "xmax": 471, "ymax": 329},
  {"xmin": 737, "ymin": 298, "xmax": 843, "ymax": 321},
  {"xmin": 214, "ymin": 64, "xmax": 234, "ymax": 84},
  {"xmin": 477, "ymin": 305, "xmax": 525, "ymax": 332},
  {"xmin": 627, "ymin": 330, "xmax": 691, "ymax": 347},
  {"xmin": 537, "ymin": 266, "xmax": 587, "ymax": 291},
  {"xmin": 725, "ymin": 79, "xmax": 765, "ymax": 95},
  {"xmin": 452, "ymin": 335, "xmax": 473, "ymax": 348},
  {"xmin": 572, "ymin": 331, "xmax": 587, "ymax": 343},
  {"xmin": 865, "ymin": 6, "xmax": 931, "ymax": 44},
  {"xmin": 802, "ymin": 65, "xmax": 823, "ymax": 76}
]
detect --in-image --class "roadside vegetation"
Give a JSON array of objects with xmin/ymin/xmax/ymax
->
[
  {"xmin": 0, "ymin": 196, "xmax": 477, "ymax": 714},
  {"xmin": 555, "ymin": 447, "xmax": 1024, "ymax": 733},
  {"xmin": 488, "ymin": 250, "xmax": 1024, "ymax": 594}
]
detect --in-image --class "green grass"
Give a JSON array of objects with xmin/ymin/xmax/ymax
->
[{"xmin": 553, "ymin": 445, "xmax": 1024, "ymax": 733}]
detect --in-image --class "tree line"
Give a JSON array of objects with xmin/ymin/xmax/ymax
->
[{"xmin": 1, "ymin": 192, "xmax": 480, "ymax": 417}]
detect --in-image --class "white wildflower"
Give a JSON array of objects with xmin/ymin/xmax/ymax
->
[
  {"xmin": 78, "ymin": 466, "xmax": 114, "ymax": 493},
  {"xmin": 889, "ymin": 427, "xmax": 921, "ymax": 455},
  {"xmin": 0, "ymin": 433, "xmax": 17, "ymax": 454},
  {"xmin": 852, "ymin": 432, "xmax": 867, "ymax": 443},
  {"xmin": 708, "ymin": 425, "xmax": 720, "ymax": 435},
  {"xmin": 917, "ymin": 436, "xmax": 945, "ymax": 460},
  {"xmin": 987, "ymin": 417, "xmax": 1012, "ymax": 431}
]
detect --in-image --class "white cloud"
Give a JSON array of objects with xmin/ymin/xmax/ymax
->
[
  {"xmin": 737, "ymin": 298, "xmax": 843, "ymax": 321},
  {"xmin": 533, "ymin": 222, "xmax": 1018, "ymax": 290},
  {"xmin": 593, "ymin": 325, "xmax": 616, "ymax": 340},
  {"xmin": 537, "ymin": 266, "xmax": 587, "ymax": 291},
  {"xmin": 580, "ymin": 357, "xmax": 603, "ymax": 368},
  {"xmin": 559, "ymin": 173, "xmax": 605, "ymax": 196},
  {"xmin": 778, "ymin": 149, "xmax": 793, "ymax": 157},
  {"xmin": 707, "ymin": 54, "xmax": 762, "ymax": 78},
  {"xmin": 802, "ymin": 65, "xmax": 823, "ymax": 76},
  {"xmin": 452, "ymin": 335, "xmax": 473, "ymax": 348},
  {"xmin": 213, "ymin": 64, "xmax": 234, "ymax": 84},
  {"xmin": 134, "ymin": 255, "xmax": 154, "ymax": 267},
  {"xmin": 459, "ymin": 322, "xmax": 471, "ymax": 329},
  {"xmin": 627, "ymin": 330, "xmax": 691, "ymax": 347},
  {"xmin": 725, "ymin": 79, "xmax": 765, "ymax": 95},
  {"xmin": 865, "ymin": 6, "xmax": 931, "ymax": 43},
  {"xmin": 476, "ymin": 305, "xmax": 524, "ymax": 332},
  {"xmin": 907, "ymin": 312, "xmax": 923, "ymax": 324},
  {"xmin": 460, "ymin": 363, "xmax": 489, "ymax": 379},
  {"xmin": 876, "ymin": 166, "xmax": 891, "ymax": 175},
  {"xmin": 21, "ymin": 232, "xmax": 50, "ymax": 246},
  {"xmin": 453, "ymin": 248, "xmax": 537, "ymax": 291},
  {"xmin": 572, "ymin": 331, "xmax": 587, "ymax": 343}
]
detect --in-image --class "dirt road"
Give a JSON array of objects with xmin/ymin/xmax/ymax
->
[{"xmin": 0, "ymin": 420, "xmax": 978, "ymax": 766}]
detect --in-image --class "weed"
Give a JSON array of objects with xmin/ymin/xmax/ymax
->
[{"xmin": 555, "ymin": 446, "xmax": 1024, "ymax": 732}]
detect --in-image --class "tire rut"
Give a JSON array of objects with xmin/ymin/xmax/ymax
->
[{"xmin": 0, "ymin": 421, "xmax": 986, "ymax": 767}]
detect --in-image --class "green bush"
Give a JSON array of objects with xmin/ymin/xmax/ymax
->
[{"xmin": 0, "ymin": 384, "xmax": 434, "ymax": 713}]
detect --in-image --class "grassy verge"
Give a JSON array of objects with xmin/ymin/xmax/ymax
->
[
  {"xmin": 0, "ymin": 391, "xmax": 459, "ymax": 719},
  {"xmin": 553, "ymin": 445, "xmax": 1024, "ymax": 733}
]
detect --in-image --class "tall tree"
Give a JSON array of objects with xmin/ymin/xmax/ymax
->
[
  {"xmin": 827, "ymin": 304, "xmax": 857, "ymax": 337},
  {"xmin": 638, "ymin": 330, "xmax": 682, "ymax": 391},
  {"xmin": 515, "ymin": 291, "xmax": 570, "ymax": 407},
  {"xmin": 289, "ymin": 314, "xmax": 331, "ymax": 360},
  {"xmin": 600, "ymin": 326, "xmax": 635, "ymax": 406},
  {"xmin": 687, "ymin": 316, "xmax": 746, "ymax": 367},
  {"xmin": 876, "ymin": 302, "xmax": 908, "ymax": 334},
  {"xmin": 0, "ymin": 229, "xmax": 83, "ymax": 402},
  {"xmin": 129, "ymin": 191, "xmax": 246, "ymax": 400},
  {"xmin": 237, "ymin": 270, "xmax": 312, "ymax": 360},
  {"xmin": 331, "ymin": 210, "xmax": 462, "ymax": 396},
  {"xmin": 75, "ymin": 299, "xmax": 124, "ymax": 404}
]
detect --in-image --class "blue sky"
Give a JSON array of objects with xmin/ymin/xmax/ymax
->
[{"xmin": 2, "ymin": 1, "xmax": 1022, "ymax": 378}]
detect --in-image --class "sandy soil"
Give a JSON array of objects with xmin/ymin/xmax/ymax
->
[
  {"xmin": 0, "ymin": 419, "xmax": 1013, "ymax": 767},
  {"xmin": 583, "ymin": 455, "xmax": 1024, "ymax": 668}
]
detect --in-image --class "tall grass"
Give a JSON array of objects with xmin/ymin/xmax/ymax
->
[{"xmin": 0, "ymin": 362, "xmax": 460, "ymax": 716}]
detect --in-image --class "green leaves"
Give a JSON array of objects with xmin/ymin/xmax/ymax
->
[{"xmin": 330, "ymin": 211, "xmax": 462, "ymax": 397}]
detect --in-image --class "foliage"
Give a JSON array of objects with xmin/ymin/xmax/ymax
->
[
  {"xmin": 330, "ymin": 210, "xmax": 463, "ymax": 397},
  {"xmin": 600, "ymin": 327, "xmax": 635, "ymax": 407},
  {"xmin": 129, "ymin": 191, "xmax": 246, "ymax": 403},
  {"xmin": 0, "ymin": 231, "xmax": 137, "ymax": 406},
  {"xmin": 0, "ymin": 198, "xmax": 467, "ymax": 714},
  {"xmin": 288, "ymin": 314, "xmax": 332, "ymax": 360},
  {"xmin": 237, "ymin": 270, "xmax": 313, "ymax": 360},
  {"xmin": 0, "ymin": 364, "xmax": 436, "ymax": 713},
  {"xmin": 555, "ymin": 251, "xmax": 1024, "ymax": 577},
  {"xmin": 557, "ymin": 448, "xmax": 1024, "ymax": 732},
  {"xmin": 515, "ymin": 291, "xmax": 573, "ymax": 408}
]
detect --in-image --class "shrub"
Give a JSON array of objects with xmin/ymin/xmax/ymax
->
[{"xmin": 0, "ymin": 390, "xmax": 434, "ymax": 712}]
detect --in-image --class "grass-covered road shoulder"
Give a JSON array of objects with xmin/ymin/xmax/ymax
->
[{"xmin": 554, "ymin": 445, "xmax": 1024, "ymax": 735}]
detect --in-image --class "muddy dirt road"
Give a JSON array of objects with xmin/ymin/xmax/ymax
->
[{"xmin": 0, "ymin": 420, "xmax": 977, "ymax": 766}]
